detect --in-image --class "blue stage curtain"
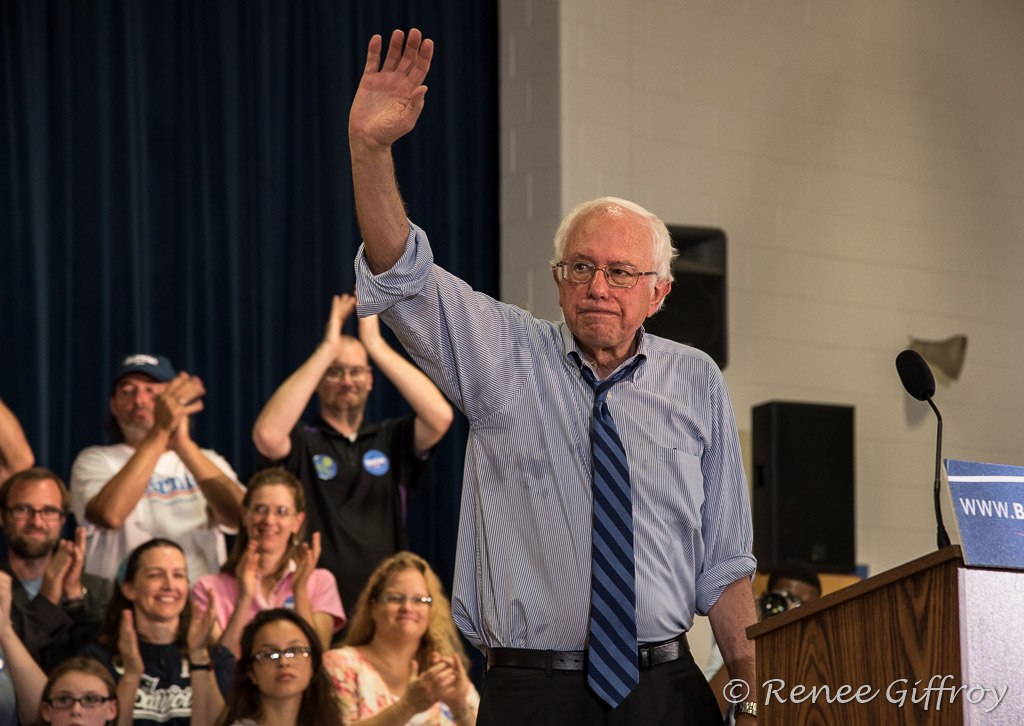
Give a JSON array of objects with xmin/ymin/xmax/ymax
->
[{"xmin": 0, "ymin": 0, "xmax": 497, "ymax": 586}]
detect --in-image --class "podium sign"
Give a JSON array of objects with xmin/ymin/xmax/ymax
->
[{"xmin": 945, "ymin": 459, "xmax": 1024, "ymax": 569}]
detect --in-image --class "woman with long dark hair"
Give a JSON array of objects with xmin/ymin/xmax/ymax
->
[
  {"xmin": 80, "ymin": 538, "xmax": 232, "ymax": 726},
  {"xmin": 324, "ymin": 552, "xmax": 478, "ymax": 725},
  {"xmin": 192, "ymin": 468, "xmax": 344, "ymax": 657},
  {"xmin": 217, "ymin": 608, "xmax": 342, "ymax": 726}
]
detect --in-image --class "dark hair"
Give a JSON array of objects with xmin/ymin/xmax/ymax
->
[
  {"xmin": 220, "ymin": 468, "xmax": 308, "ymax": 580},
  {"xmin": 0, "ymin": 466, "xmax": 71, "ymax": 513},
  {"xmin": 767, "ymin": 559, "xmax": 822, "ymax": 594},
  {"xmin": 41, "ymin": 657, "xmax": 118, "ymax": 726},
  {"xmin": 217, "ymin": 609, "xmax": 342, "ymax": 726},
  {"xmin": 96, "ymin": 538, "xmax": 192, "ymax": 654},
  {"xmin": 344, "ymin": 551, "xmax": 469, "ymax": 673}
]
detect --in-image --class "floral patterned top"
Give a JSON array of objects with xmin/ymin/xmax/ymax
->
[{"xmin": 324, "ymin": 646, "xmax": 480, "ymax": 725}]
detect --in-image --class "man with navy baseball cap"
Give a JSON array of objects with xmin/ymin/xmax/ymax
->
[{"xmin": 69, "ymin": 353, "xmax": 244, "ymax": 581}]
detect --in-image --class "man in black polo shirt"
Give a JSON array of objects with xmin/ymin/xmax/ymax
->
[{"xmin": 252, "ymin": 293, "xmax": 453, "ymax": 633}]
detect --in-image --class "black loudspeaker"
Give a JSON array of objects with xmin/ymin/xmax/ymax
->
[
  {"xmin": 752, "ymin": 401, "xmax": 855, "ymax": 574},
  {"xmin": 644, "ymin": 225, "xmax": 727, "ymax": 369}
]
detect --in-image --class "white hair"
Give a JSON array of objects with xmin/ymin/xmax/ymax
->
[
  {"xmin": 550, "ymin": 197, "xmax": 676, "ymax": 312},
  {"xmin": 550, "ymin": 197, "xmax": 677, "ymax": 283}
]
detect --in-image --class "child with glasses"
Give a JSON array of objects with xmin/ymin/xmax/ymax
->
[
  {"xmin": 324, "ymin": 551, "xmax": 478, "ymax": 725},
  {"xmin": 40, "ymin": 658, "xmax": 118, "ymax": 726},
  {"xmin": 191, "ymin": 469, "xmax": 345, "ymax": 658},
  {"xmin": 217, "ymin": 608, "xmax": 342, "ymax": 726}
]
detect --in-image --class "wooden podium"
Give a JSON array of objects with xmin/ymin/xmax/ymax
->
[{"xmin": 746, "ymin": 546, "xmax": 1024, "ymax": 725}]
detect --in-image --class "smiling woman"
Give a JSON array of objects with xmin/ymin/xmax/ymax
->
[
  {"xmin": 190, "ymin": 468, "xmax": 345, "ymax": 659},
  {"xmin": 80, "ymin": 538, "xmax": 235, "ymax": 726},
  {"xmin": 324, "ymin": 551, "xmax": 479, "ymax": 725}
]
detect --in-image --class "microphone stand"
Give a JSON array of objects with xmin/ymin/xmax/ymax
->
[{"xmin": 926, "ymin": 397, "xmax": 951, "ymax": 549}]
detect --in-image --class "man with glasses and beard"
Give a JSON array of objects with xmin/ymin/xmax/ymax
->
[
  {"xmin": 0, "ymin": 467, "xmax": 112, "ymax": 670},
  {"xmin": 252, "ymin": 294, "xmax": 452, "ymax": 635}
]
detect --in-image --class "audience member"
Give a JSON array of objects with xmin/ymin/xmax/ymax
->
[
  {"xmin": 0, "ymin": 467, "xmax": 112, "ymax": 670},
  {"xmin": 39, "ymin": 657, "xmax": 119, "ymax": 726},
  {"xmin": 192, "ymin": 468, "xmax": 345, "ymax": 657},
  {"xmin": 252, "ymin": 295, "xmax": 453, "ymax": 630},
  {"xmin": 0, "ymin": 571, "xmax": 45, "ymax": 726},
  {"xmin": 80, "ymin": 538, "xmax": 233, "ymax": 726},
  {"xmin": 349, "ymin": 28, "xmax": 756, "ymax": 723},
  {"xmin": 0, "ymin": 397, "xmax": 33, "ymax": 483},
  {"xmin": 325, "ymin": 551, "xmax": 478, "ymax": 725},
  {"xmin": 70, "ymin": 353, "xmax": 244, "ymax": 581},
  {"xmin": 217, "ymin": 608, "xmax": 343, "ymax": 726}
]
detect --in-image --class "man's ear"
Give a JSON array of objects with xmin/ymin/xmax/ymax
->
[{"xmin": 646, "ymin": 280, "xmax": 672, "ymax": 317}]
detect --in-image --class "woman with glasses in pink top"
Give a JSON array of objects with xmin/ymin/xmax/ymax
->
[{"xmin": 192, "ymin": 469, "xmax": 345, "ymax": 658}]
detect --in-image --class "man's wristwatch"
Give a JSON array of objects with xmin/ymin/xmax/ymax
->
[
  {"xmin": 736, "ymin": 701, "xmax": 758, "ymax": 717},
  {"xmin": 62, "ymin": 586, "xmax": 88, "ymax": 606}
]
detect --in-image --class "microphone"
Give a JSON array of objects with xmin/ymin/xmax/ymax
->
[{"xmin": 895, "ymin": 350, "xmax": 951, "ymax": 549}]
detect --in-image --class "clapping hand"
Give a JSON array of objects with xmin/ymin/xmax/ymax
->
[
  {"xmin": 403, "ymin": 657, "xmax": 458, "ymax": 714},
  {"xmin": 292, "ymin": 531, "xmax": 321, "ymax": 593},
  {"xmin": 118, "ymin": 610, "xmax": 145, "ymax": 677}
]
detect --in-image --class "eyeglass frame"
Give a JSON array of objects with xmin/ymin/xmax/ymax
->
[
  {"xmin": 374, "ymin": 593, "xmax": 433, "ymax": 607},
  {"xmin": 2, "ymin": 504, "xmax": 66, "ymax": 522},
  {"xmin": 248, "ymin": 503, "xmax": 295, "ymax": 519},
  {"xmin": 554, "ymin": 260, "xmax": 658, "ymax": 289},
  {"xmin": 250, "ymin": 646, "xmax": 313, "ymax": 665},
  {"xmin": 322, "ymin": 365, "xmax": 372, "ymax": 382},
  {"xmin": 44, "ymin": 694, "xmax": 115, "ymax": 710}
]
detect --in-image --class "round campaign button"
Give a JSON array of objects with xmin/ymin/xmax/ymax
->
[
  {"xmin": 313, "ymin": 454, "xmax": 338, "ymax": 480},
  {"xmin": 362, "ymin": 449, "xmax": 390, "ymax": 476}
]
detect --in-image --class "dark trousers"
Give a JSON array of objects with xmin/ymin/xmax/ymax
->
[{"xmin": 477, "ymin": 650, "xmax": 723, "ymax": 725}]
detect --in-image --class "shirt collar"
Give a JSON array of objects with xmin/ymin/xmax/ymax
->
[
  {"xmin": 314, "ymin": 414, "xmax": 380, "ymax": 440},
  {"xmin": 559, "ymin": 322, "xmax": 648, "ymax": 379}
]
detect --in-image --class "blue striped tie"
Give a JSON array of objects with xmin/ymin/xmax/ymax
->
[{"xmin": 578, "ymin": 357, "xmax": 640, "ymax": 708}]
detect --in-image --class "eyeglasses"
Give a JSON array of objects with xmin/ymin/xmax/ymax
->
[
  {"xmin": 376, "ymin": 593, "xmax": 433, "ymax": 607},
  {"xmin": 554, "ymin": 260, "xmax": 657, "ymax": 289},
  {"xmin": 249, "ymin": 504, "xmax": 294, "ymax": 519},
  {"xmin": 251, "ymin": 646, "xmax": 312, "ymax": 665},
  {"xmin": 323, "ymin": 365, "xmax": 371, "ymax": 381},
  {"xmin": 45, "ymin": 694, "xmax": 115, "ymax": 710},
  {"xmin": 4, "ymin": 504, "xmax": 65, "ymax": 522}
]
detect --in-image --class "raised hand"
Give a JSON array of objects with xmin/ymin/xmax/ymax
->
[
  {"xmin": 41, "ymin": 540, "xmax": 74, "ymax": 605},
  {"xmin": 118, "ymin": 610, "xmax": 144, "ymax": 676},
  {"xmin": 433, "ymin": 652, "xmax": 471, "ymax": 713},
  {"xmin": 154, "ymin": 372, "xmax": 206, "ymax": 448},
  {"xmin": 0, "ymin": 571, "xmax": 12, "ymax": 637},
  {"xmin": 62, "ymin": 526, "xmax": 88, "ymax": 601},
  {"xmin": 187, "ymin": 587, "xmax": 219, "ymax": 657},
  {"xmin": 292, "ymin": 531, "xmax": 321, "ymax": 593},
  {"xmin": 235, "ymin": 539, "xmax": 261, "ymax": 599},
  {"xmin": 349, "ymin": 28, "xmax": 434, "ymax": 150},
  {"xmin": 403, "ymin": 658, "xmax": 457, "ymax": 714},
  {"xmin": 322, "ymin": 294, "xmax": 357, "ymax": 355}
]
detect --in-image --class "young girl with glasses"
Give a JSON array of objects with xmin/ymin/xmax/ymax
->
[
  {"xmin": 217, "ymin": 608, "xmax": 341, "ymax": 726},
  {"xmin": 39, "ymin": 658, "xmax": 118, "ymax": 726}
]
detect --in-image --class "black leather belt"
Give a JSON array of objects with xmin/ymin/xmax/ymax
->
[{"xmin": 486, "ymin": 633, "xmax": 688, "ymax": 673}]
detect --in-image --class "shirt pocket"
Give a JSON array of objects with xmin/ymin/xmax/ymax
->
[{"xmin": 634, "ymin": 447, "xmax": 705, "ymax": 530}]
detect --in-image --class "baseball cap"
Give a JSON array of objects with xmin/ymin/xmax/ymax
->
[{"xmin": 111, "ymin": 353, "xmax": 176, "ymax": 387}]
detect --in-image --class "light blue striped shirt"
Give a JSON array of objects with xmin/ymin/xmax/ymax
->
[{"xmin": 356, "ymin": 222, "xmax": 756, "ymax": 650}]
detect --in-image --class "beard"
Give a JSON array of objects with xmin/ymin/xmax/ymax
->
[{"xmin": 8, "ymin": 532, "xmax": 57, "ymax": 559}]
